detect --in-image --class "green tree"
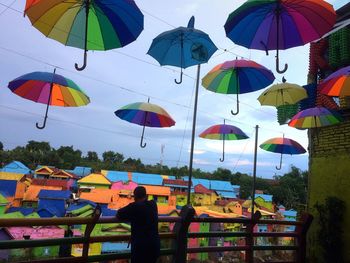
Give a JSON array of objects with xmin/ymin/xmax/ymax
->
[{"xmin": 56, "ymin": 146, "xmax": 82, "ymax": 169}]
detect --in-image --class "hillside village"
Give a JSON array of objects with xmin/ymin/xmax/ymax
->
[{"xmin": 0, "ymin": 160, "xmax": 296, "ymax": 262}]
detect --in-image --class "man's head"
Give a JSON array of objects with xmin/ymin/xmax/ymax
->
[{"xmin": 133, "ymin": 186, "xmax": 147, "ymax": 202}]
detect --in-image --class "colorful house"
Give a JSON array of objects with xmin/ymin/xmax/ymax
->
[
  {"xmin": 67, "ymin": 166, "xmax": 92, "ymax": 178},
  {"xmin": 192, "ymin": 184, "xmax": 218, "ymax": 206},
  {"xmin": 22, "ymin": 185, "xmax": 62, "ymax": 208},
  {"xmin": 255, "ymin": 194, "xmax": 274, "ymax": 212},
  {"xmin": 35, "ymin": 166, "xmax": 77, "ymax": 181},
  {"xmin": 111, "ymin": 180, "xmax": 138, "ymax": 191},
  {"xmin": 163, "ymin": 179, "xmax": 189, "ymax": 208},
  {"xmin": 106, "ymin": 171, "xmax": 130, "ymax": 183},
  {"xmin": 77, "ymin": 173, "xmax": 111, "ymax": 191},
  {"xmin": 79, "ymin": 189, "xmax": 119, "ymax": 206},
  {"xmin": 142, "ymin": 185, "xmax": 170, "ymax": 205},
  {"xmin": 132, "ymin": 172, "xmax": 163, "ymax": 186},
  {"xmin": 31, "ymin": 178, "xmax": 74, "ymax": 190},
  {"xmin": 0, "ymin": 179, "xmax": 26, "ymax": 207},
  {"xmin": 0, "ymin": 161, "xmax": 31, "ymax": 174},
  {"xmin": 37, "ymin": 190, "xmax": 71, "ymax": 218},
  {"xmin": 0, "ymin": 193, "xmax": 9, "ymax": 215}
]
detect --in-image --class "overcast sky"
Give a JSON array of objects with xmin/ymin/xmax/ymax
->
[{"xmin": 0, "ymin": 0, "xmax": 347, "ymax": 178}]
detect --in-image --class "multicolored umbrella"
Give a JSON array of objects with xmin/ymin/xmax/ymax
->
[
  {"xmin": 224, "ymin": 0, "xmax": 336, "ymax": 73},
  {"xmin": 258, "ymin": 81, "xmax": 307, "ymax": 107},
  {"xmin": 25, "ymin": 0, "xmax": 144, "ymax": 71},
  {"xmin": 114, "ymin": 99, "xmax": 175, "ymax": 148},
  {"xmin": 319, "ymin": 66, "xmax": 350, "ymax": 96},
  {"xmin": 148, "ymin": 16, "xmax": 217, "ymax": 84},
  {"xmin": 199, "ymin": 120, "xmax": 249, "ymax": 162},
  {"xmin": 260, "ymin": 136, "xmax": 306, "ymax": 170},
  {"xmin": 288, "ymin": 107, "xmax": 343, "ymax": 129},
  {"xmin": 202, "ymin": 59, "xmax": 275, "ymax": 115},
  {"xmin": 8, "ymin": 69, "xmax": 90, "ymax": 129}
]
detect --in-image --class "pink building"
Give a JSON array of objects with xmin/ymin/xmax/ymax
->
[
  {"xmin": 7, "ymin": 226, "xmax": 65, "ymax": 240},
  {"xmin": 111, "ymin": 181, "xmax": 138, "ymax": 191}
]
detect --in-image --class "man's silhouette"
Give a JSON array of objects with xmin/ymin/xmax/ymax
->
[{"xmin": 117, "ymin": 186, "xmax": 160, "ymax": 263}]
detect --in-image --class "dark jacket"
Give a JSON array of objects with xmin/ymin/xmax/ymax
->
[{"xmin": 117, "ymin": 199, "xmax": 160, "ymax": 263}]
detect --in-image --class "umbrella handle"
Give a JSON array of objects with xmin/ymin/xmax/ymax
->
[
  {"xmin": 36, "ymin": 69, "xmax": 54, "ymax": 130},
  {"xmin": 75, "ymin": 50, "xmax": 88, "ymax": 71},
  {"xmin": 219, "ymin": 137, "xmax": 225, "ymax": 162},
  {"xmin": 36, "ymin": 117, "xmax": 47, "ymax": 129},
  {"xmin": 231, "ymin": 92, "xmax": 239, "ymax": 115},
  {"xmin": 175, "ymin": 69, "xmax": 183, "ymax": 84},
  {"xmin": 276, "ymin": 55, "xmax": 288, "ymax": 74},
  {"xmin": 275, "ymin": 153, "xmax": 283, "ymax": 170},
  {"xmin": 140, "ymin": 123, "xmax": 147, "ymax": 148}
]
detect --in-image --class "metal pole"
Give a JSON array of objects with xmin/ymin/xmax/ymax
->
[
  {"xmin": 251, "ymin": 125, "xmax": 259, "ymax": 218},
  {"xmin": 186, "ymin": 64, "xmax": 201, "ymax": 205}
]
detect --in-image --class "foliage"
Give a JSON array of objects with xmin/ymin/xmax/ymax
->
[
  {"xmin": 314, "ymin": 197, "xmax": 345, "ymax": 263},
  {"xmin": 0, "ymin": 140, "xmax": 308, "ymax": 209}
]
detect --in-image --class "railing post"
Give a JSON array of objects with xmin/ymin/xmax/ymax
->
[
  {"xmin": 82, "ymin": 205, "xmax": 101, "ymax": 260},
  {"xmin": 172, "ymin": 205, "xmax": 195, "ymax": 263},
  {"xmin": 245, "ymin": 211, "xmax": 261, "ymax": 263},
  {"xmin": 295, "ymin": 213, "xmax": 313, "ymax": 263}
]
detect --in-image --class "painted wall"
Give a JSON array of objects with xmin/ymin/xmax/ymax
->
[{"xmin": 78, "ymin": 183, "xmax": 110, "ymax": 189}]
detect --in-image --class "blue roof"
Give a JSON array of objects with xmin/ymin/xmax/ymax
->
[
  {"xmin": 284, "ymin": 210, "xmax": 297, "ymax": 217},
  {"xmin": 0, "ymin": 161, "xmax": 31, "ymax": 174},
  {"xmin": 132, "ymin": 172, "xmax": 163, "ymax": 186},
  {"xmin": 210, "ymin": 180, "xmax": 233, "ymax": 191},
  {"xmin": 182, "ymin": 177, "xmax": 239, "ymax": 193},
  {"xmin": 38, "ymin": 199, "xmax": 66, "ymax": 217},
  {"xmin": 38, "ymin": 190, "xmax": 71, "ymax": 200},
  {"xmin": 37, "ymin": 207, "xmax": 57, "ymax": 218},
  {"xmin": 6, "ymin": 207, "xmax": 35, "ymax": 216},
  {"xmin": 0, "ymin": 180, "xmax": 17, "ymax": 197},
  {"xmin": 167, "ymin": 176, "xmax": 176, "ymax": 180},
  {"xmin": 102, "ymin": 242, "xmax": 130, "ymax": 253},
  {"xmin": 216, "ymin": 190, "xmax": 237, "ymax": 199},
  {"xmin": 101, "ymin": 207, "xmax": 117, "ymax": 217},
  {"xmin": 67, "ymin": 166, "xmax": 92, "ymax": 177},
  {"xmin": 255, "ymin": 194, "xmax": 273, "ymax": 202},
  {"xmin": 106, "ymin": 171, "xmax": 129, "ymax": 183}
]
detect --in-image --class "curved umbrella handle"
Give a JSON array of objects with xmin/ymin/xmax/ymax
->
[
  {"xmin": 140, "ymin": 136, "xmax": 147, "ymax": 148},
  {"xmin": 140, "ymin": 120, "xmax": 147, "ymax": 148},
  {"xmin": 231, "ymin": 92, "xmax": 240, "ymax": 115},
  {"xmin": 36, "ymin": 117, "xmax": 47, "ymax": 129},
  {"xmin": 75, "ymin": 49, "xmax": 88, "ymax": 71},
  {"xmin": 275, "ymin": 153, "xmax": 283, "ymax": 170},
  {"xmin": 219, "ymin": 137, "xmax": 225, "ymax": 162},
  {"xmin": 276, "ymin": 55, "xmax": 288, "ymax": 74},
  {"xmin": 175, "ymin": 69, "xmax": 183, "ymax": 84}
]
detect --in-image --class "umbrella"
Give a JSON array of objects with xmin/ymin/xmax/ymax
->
[
  {"xmin": 224, "ymin": 0, "xmax": 336, "ymax": 73},
  {"xmin": 202, "ymin": 59, "xmax": 275, "ymax": 115},
  {"xmin": 288, "ymin": 107, "xmax": 343, "ymax": 129},
  {"xmin": 199, "ymin": 120, "xmax": 249, "ymax": 162},
  {"xmin": 258, "ymin": 81, "xmax": 307, "ymax": 107},
  {"xmin": 260, "ymin": 136, "xmax": 306, "ymax": 170},
  {"xmin": 25, "ymin": 0, "xmax": 144, "ymax": 71},
  {"xmin": 114, "ymin": 99, "xmax": 175, "ymax": 148},
  {"xmin": 8, "ymin": 69, "xmax": 90, "ymax": 129},
  {"xmin": 319, "ymin": 66, "xmax": 350, "ymax": 96},
  {"xmin": 148, "ymin": 16, "xmax": 217, "ymax": 84},
  {"xmin": 147, "ymin": 16, "xmax": 217, "ymax": 205}
]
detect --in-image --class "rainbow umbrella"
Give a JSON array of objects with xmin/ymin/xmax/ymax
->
[
  {"xmin": 115, "ymin": 99, "xmax": 175, "ymax": 148},
  {"xmin": 224, "ymin": 0, "xmax": 336, "ymax": 73},
  {"xmin": 260, "ymin": 136, "xmax": 306, "ymax": 170},
  {"xmin": 202, "ymin": 59, "xmax": 275, "ymax": 115},
  {"xmin": 199, "ymin": 120, "xmax": 249, "ymax": 162},
  {"xmin": 8, "ymin": 69, "xmax": 90, "ymax": 129},
  {"xmin": 319, "ymin": 66, "xmax": 350, "ymax": 96},
  {"xmin": 288, "ymin": 107, "xmax": 343, "ymax": 129},
  {"xmin": 25, "ymin": 0, "xmax": 144, "ymax": 71}
]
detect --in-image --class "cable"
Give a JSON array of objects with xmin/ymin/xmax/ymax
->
[{"xmin": 0, "ymin": 0, "xmax": 16, "ymax": 16}]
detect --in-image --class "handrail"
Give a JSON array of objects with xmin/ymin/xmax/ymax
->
[{"xmin": 0, "ymin": 208, "xmax": 313, "ymax": 263}]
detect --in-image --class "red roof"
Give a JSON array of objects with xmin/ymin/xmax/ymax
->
[
  {"xmin": 163, "ymin": 179, "xmax": 190, "ymax": 186},
  {"xmin": 31, "ymin": 178, "xmax": 70, "ymax": 190},
  {"xmin": 194, "ymin": 184, "xmax": 213, "ymax": 194}
]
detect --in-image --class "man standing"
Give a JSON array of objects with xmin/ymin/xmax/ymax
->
[{"xmin": 117, "ymin": 186, "xmax": 160, "ymax": 263}]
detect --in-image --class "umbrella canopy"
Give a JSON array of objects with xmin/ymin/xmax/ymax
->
[
  {"xmin": 258, "ymin": 82, "xmax": 307, "ymax": 107},
  {"xmin": 114, "ymin": 100, "xmax": 175, "ymax": 148},
  {"xmin": 148, "ymin": 16, "xmax": 217, "ymax": 84},
  {"xmin": 202, "ymin": 59, "xmax": 275, "ymax": 115},
  {"xmin": 260, "ymin": 137, "xmax": 306, "ymax": 170},
  {"xmin": 319, "ymin": 66, "xmax": 350, "ymax": 96},
  {"xmin": 199, "ymin": 121, "xmax": 249, "ymax": 162},
  {"xmin": 224, "ymin": 0, "xmax": 336, "ymax": 73},
  {"xmin": 25, "ymin": 0, "xmax": 144, "ymax": 71},
  {"xmin": 8, "ymin": 70, "xmax": 90, "ymax": 129},
  {"xmin": 288, "ymin": 107, "xmax": 343, "ymax": 129}
]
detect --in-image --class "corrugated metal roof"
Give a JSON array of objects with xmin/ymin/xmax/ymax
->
[
  {"xmin": 38, "ymin": 199, "xmax": 66, "ymax": 217},
  {"xmin": 78, "ymin": 173, "xmax": 111, "ymax": 185},
  {"xmin": 38, "ymin": 190, "xmax": 71, "ymax": 200},
  {"xmin": 6, "ymin": 207, "xmax": 34, "ymax": 216},
  {"xmin": 216, "ymin": 190, "xmax": 237, "ymax": 199},
  {"xmin": 106, "ymin": 171, "xmax": 129, "ymax": 183},
  {"xmin": 132, "ymin": 172, "xmax": 163, "ymax": 186},
  {"xmin": 0, "ymin": 161, "xmax": 31, "ymax": 174},
  {"xmin": 68, "ymin": 166, "xmax": 92, "ymax": 177},
  {"xmin": 143, "ymin": 185, "xmax": 170, "ymax": 196},
  {"xmin": 0, "ymin": 172, "xmax": 25, "ymax": 181},
  {"xmin": 80, "ymin": 189, "xmax": 119, "ymax": 204},
  {"xmin": 255, "ymin": 194, "xmax": 273, "ymax": 202},
  {"xmin": 102, "ymin": 242, "xmax": 130, "ymax": 253},
  {"xmin": 23, "ymin": 185, "xmax": 62, "ymax": 201},
  {"xmin": 0, "ymin": 180, "xmax": 17, "ymax": 197}
]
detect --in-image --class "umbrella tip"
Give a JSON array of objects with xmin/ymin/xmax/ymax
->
[
  {"xmin": 282, "ymin": 76, "xmax": 287, "ymax": 83},
  {"xmin": 188, "ymin": 16, "xmax": 195, "ymax": 28}
]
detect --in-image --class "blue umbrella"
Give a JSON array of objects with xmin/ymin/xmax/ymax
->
[
  {"xmin": 148, "ymin": 17, "xmax": 217, "ymax": 205},
  {"xmin": 148, "ymin": 16, "xmax": 217, "ymax": 84}
]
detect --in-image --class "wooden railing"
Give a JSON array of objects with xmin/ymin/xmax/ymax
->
[{"xmin": 0, "ymin": 205, "xmax": 313, "ymax": 263}]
